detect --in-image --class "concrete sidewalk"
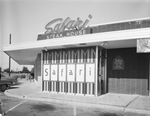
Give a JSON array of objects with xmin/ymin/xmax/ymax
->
[{"xmin": 4, "ymin": 79, "xmax": 150, "ymax": 116}]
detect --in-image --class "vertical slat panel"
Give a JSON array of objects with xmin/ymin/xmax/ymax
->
[
  {"xmin": 43, "ymin": 52, "xmax": 45, "ymax": 64},
  {"xmin": 53, "ymin": 81, "xmax": 55, "ymax": 91},
  {"xmin": 60, "ymin": 51, "xmax": 62, "ymax": 64},
  {"xmin": 47, "ymin": 81, "xmax": 48, "ymax": 91},
  {"xmin": 87, "ymin": 49, "xmax": 90, "ymax": 63},
  {"xmin": 79, "ymin": 83, "xmax": 81, "ymax": 94},
  {"xmin": 71, "ymin": 82, "xmax": 73, "ymax": 93},
  {"xmin": 45, "ymin": 81, "xmax": 47, "ymax": 91},
  {"xmin": 48, "ymin": 51, "xmax": 50, "ymax": 64},
  {"xmin": 81, "ymin": 49, "xmax": 84, "ymax": 63},
  {"xmin": 71, "ymin": 50, "xmax": 74, "ymax": 63},
  {"xmin": 77, "ymin": 83, "xmax": 79, "ymax": 94},
  {"xmin": 68, "ymin": 82, "xmax": 70, "ymax": 93},
  {"xmin": 52, "ymin": 51, "xmax": 54, "ymax": 64},
  {"xmin": 63, "ymin": 51, "xmax": 65, "ymax": 63},
  {"xmin": 54, "ymin": 81, "xmax": 55, "ymax": 92},
  {"xmin": 43, "ymin": 47, "xmax": 96, "ymax": 95},
  {"xmin": 76, "ymin": 50, "xmax": 79, "ymax": 63},
  {"xmin": 80, "ymin": 83, "xmax": 83, "ymax": 94},
  {"xmin": 142, "ymin": 79, "xmax": 147, "ymax": 95},
  {"xmin": 91, "ymin": 83, "xmax": 92, "ymax": 94},
  {"xmin": 95, "ymin": 46, "xmax": 98, "ymax": 96},
  {"xmin": 59, "ymin": 82, "xmax": 62, "ymax": 92},
  {"xmin": 49, "ymin": 81, "xmax": 51, "ymax": 91},
  {"xmin": 55, "ymin": 51, "xmax": 57, "ymax": 64},
  {"xmin": 57, "ymin": 51, "xmax": 60, "ymax": 64},
  {"xmin": 91, "ymin": 49, "xmax": 93, "ymax": 63},
  {"xmin": 87, "ymin": 83, "xmax": 89, "ymax": 94},
  {"xmin": 70, "ymin": 50, "xmax": 72, "ymax": 63},
  {"xmin": 63, "ymin": 82, "xmax": 65, "ymax": 92},
  {"xmin": 47, "ymin": 52, "xmax": 49, "ymax": 64},
  {"xmin": 51, "ymin": 81, "xmax": 53, "ymax": 91},
  {"xmin": 67, "ymin": 51, "xmax": 69, "ymax": 64},
  {"xmin": 54, "ymin": 81, "xmax": 56, "ymax": 91}
]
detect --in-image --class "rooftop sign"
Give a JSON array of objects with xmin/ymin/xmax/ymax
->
[
  {"xmin": 38, "ymin": 18, "xmax": 150, "ymax": 40},
  {"xmin": 44, "ymin": 15, "xmax": 92, "ymax": 39}
]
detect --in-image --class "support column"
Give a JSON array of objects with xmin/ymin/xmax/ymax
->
[
  {"xmin": 95, "ymin": 46, "xmax": 99, "ymax": 97},
  {"xmin": 34, "ymin": 63, "xmax": 36, "ymax": 81},
  {"xmin": 104, "ymin": 49, "xmax": 107, "ymax": 94},
  {"xmin": 41, "ymin": 51, "xmax": 44, "ymax": 92},
  {"xmin": 149, "ymin": 54, "xmax": 150, "ymax": 96}
]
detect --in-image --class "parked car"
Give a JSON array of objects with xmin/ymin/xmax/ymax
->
[{"xmin": 0, "ymin": 73, "xmax": 18, "ymax": 92}]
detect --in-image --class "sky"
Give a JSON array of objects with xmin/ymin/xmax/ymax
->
[{"xmin": 0, "ymin": 0, "xmax": 150, "ymax": 71}]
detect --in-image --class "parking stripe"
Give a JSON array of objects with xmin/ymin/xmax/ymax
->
[{"xmin": 5, "ymin": 99, "xmax": 27, "ymax": 114}]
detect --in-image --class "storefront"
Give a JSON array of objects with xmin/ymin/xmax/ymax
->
[{"xmin": 3, "ymin": 17, "xmax": 150, "ymax": 96}]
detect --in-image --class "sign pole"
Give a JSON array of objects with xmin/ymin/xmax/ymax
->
[{"xmin": 9, "ymin": 34, "xmax": 11, "ymax": 76}]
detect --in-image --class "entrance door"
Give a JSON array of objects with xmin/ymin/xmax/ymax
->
[{"xmin": 98, "ymin": 48, "xmax": 107, "ymax": 95}]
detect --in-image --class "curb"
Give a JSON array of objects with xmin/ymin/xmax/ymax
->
[
  {"xmin": 4, "ymin": 90, "xmax": 28, "ymax": 99},
  {"xmin": 124, "ymin": 108, "xmax": 150, "ymax": 116},
  {"xmin": 4, "ymin": 90, "xmax": 150, "ymax": 116},
  {"xmin": 4, "ymin": 90, "xmax": 124, "ymax": 113},
  {"xmin": 28, "ymin": 96, "xmax": 124, "ymax": 112}
]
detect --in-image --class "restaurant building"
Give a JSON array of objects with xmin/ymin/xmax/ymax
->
[{"xmin": 3, "ymin": 17, "xmax": 150, "ymax": 96}]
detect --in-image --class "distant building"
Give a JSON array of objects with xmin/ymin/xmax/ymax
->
[{"xmin": 3, "ymin": 17, "xmax": 150, "ymax": 96}]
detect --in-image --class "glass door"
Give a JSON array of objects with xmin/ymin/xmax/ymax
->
[{"xmin": 98, "ymin": 48, "xmax": 107, "ymax": 95}]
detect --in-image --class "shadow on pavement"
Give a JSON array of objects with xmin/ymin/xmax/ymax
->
[
  {"xmin": 99, "ymin": 113, "xmax": 123, "ymax": 116},
  {"xmin": 31, "ymin": 104, "xmax": 56, "ymax": 112},
  {"xmin": 9, "ymin": 87, "xmax": 19, "ymax": 90}
]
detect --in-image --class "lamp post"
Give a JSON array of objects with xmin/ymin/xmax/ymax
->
[{"xmin": 9, "ymin": 34, "xmax": 11, "ymax": 76}]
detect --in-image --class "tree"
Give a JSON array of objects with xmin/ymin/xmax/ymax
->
[
  {"xmin": 31, "ymin": 67, "xmax": 34, "ymax": 73},
  {"xmin": 11, "ymin": 70, "xmax": 14, "ymax": 73},
  {"xmin": 3, "ymin": 68, "xmax": 10, "ymax": 73},
  {"xmin": 22, "ymin": 66, "xmax": 29, "ymax": 73}
]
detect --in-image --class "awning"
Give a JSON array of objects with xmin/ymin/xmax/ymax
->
[{"xmin": 3, "ymin": 28, "xmax": 150, "ymax": 65}]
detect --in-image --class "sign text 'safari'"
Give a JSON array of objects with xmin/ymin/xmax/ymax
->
[{"xmin": 45, "ymin": 15, "xmax": 92, "ymax": 34}]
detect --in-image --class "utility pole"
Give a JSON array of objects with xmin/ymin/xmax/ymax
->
[{"xmin": 9, "ymin": 34, "xmax": 11, "ymax": 76}]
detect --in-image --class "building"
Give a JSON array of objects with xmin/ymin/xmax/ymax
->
[{"xmin": 3, "ymin": 17, "xmax": 150, "ymax": 96}]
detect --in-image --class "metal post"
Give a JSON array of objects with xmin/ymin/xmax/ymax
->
[
  {"xmin": 41, "ymin": 51, "xmax": 44, "ymax": 92},
  {"xmin": 104, "ymin": 49, "xmax": 107, "ymax": 94},
  {"xmin": 95, "ymin": 46, "xmax": 99, "ymax": 97},
  {"xmin": 99, "ymin": 47, "xmax": 102, "ymax": 95},
  {"xmin": 9, "ymin": 34, "xmax": 11, "ymax": 76},
  {"xmin": 149, "ymin": 54, "xmax": 150, "ymax": 96}
]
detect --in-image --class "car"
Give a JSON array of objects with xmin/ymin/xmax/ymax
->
[
  {"xmin": 0, "ymin": 73, "xmax": 18, "ymax": 92},
  {"xmin": 0, "ymin": 80, "xmax": 12, "ymax": 92}
]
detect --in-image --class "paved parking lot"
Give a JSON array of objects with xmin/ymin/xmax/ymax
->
[{"xmin": 0, "ymin": 92, "xmax": 123, "ymax": 116}]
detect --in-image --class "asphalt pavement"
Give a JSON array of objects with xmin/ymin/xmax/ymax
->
[{"xmin": 4, "ymin": 78, "xmax": 150, "ymax": 116}]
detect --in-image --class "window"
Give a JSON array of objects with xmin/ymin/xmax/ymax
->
[{"xmin": 113, "ymin": 56, "xmax": 124, "ymax": 70}]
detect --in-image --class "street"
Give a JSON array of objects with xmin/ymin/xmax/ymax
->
[{"xmin": 0, "ymin": 92, "xmax": 124, "ymax": 116}]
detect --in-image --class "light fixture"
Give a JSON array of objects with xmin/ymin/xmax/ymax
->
[
  {"xmin": 79, "ymin": 43, "xmax": 86, "ymax": 46},
  {"xmin": 44, "ymin": 47, "xmax": 47, "ymax": 51},
  {"xmin": 100, "ymin": 41, "xmax": 109, "ymax": 46}
]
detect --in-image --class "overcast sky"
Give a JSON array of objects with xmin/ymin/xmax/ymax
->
[{"xmin": 0, "ymin": 0, "xmax": 150, "ymax": 71}]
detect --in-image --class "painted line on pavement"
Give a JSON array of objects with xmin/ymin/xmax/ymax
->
[{"xmin": 4, "ymin": 99, "xmax": 27, "ymax": 114}]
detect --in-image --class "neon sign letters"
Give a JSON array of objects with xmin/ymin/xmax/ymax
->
[{"xmin": 45, "ymin": 15, "xmax": 92, "ymax": 35}]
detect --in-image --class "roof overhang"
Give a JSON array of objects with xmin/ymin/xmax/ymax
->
[{"xmin": 3, "ymin": 28, "xmax": 150, "ymax": 65}]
